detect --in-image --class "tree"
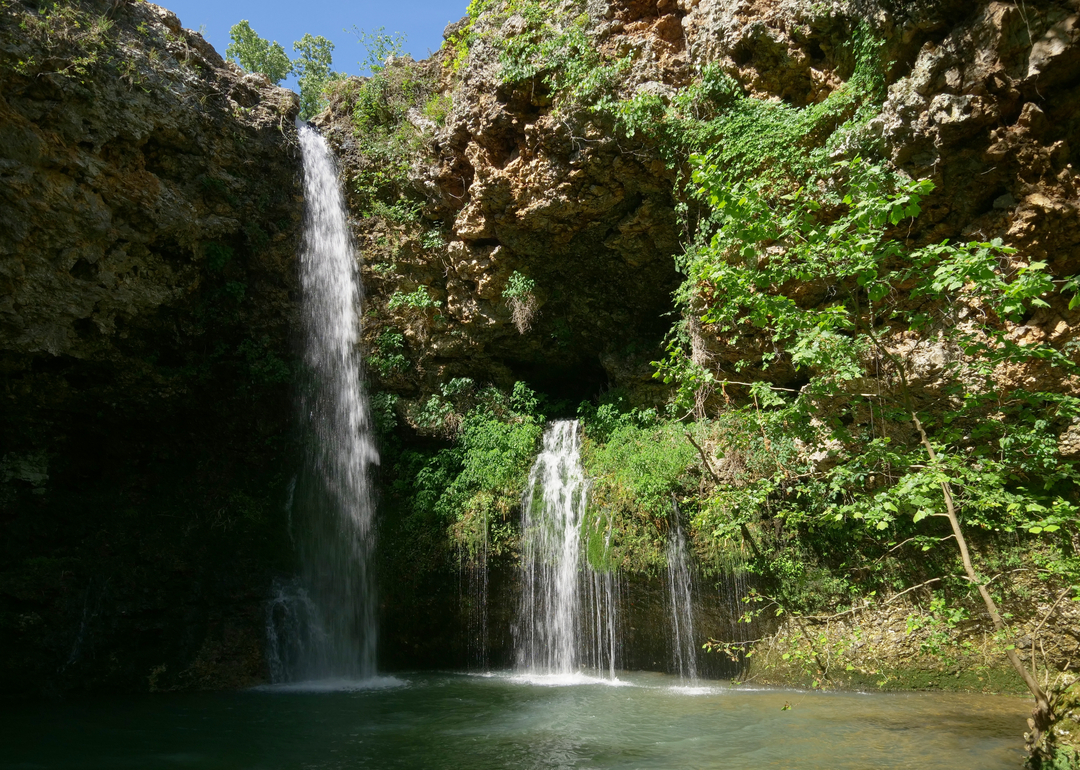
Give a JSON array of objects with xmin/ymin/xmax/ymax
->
[
  {"xmin": 293, "ymin": 34, "xmax": 336, "ymax": 120},
  {"xmin": 660, "ymin": 156, "xmax": 1079, "ymax": 766},
  {"xmin": 225, "ymin": 20, "xmax": 292, "ymax": 85},
  {"xmin": 349, "ymin": 26, "xmax": 405, "ymax": 75}
]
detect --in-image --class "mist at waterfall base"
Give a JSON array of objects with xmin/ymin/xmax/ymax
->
[{"xmin": 265, "ymin": 122, "xmax": 380, "ymax": 683}]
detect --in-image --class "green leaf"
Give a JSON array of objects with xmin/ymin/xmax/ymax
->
[{"xmin": 868, "ymin": 283, "xmax": 890, "ymax": 302}]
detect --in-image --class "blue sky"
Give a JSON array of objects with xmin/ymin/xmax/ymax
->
[{"xmin": 162, "ymin": 0, "xmax": 470, "ymax": 89}]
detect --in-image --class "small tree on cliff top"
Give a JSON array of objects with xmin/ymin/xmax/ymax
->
[
  {"xmin": 225, "ymin": 21, "xmax": 292, "ymax": 84},
  {"xmin": 293, "ymin": 33, "xmax": 337, "ymax": 120}
]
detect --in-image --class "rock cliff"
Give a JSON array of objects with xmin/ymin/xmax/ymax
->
[
  {"xmin": 315, "ymin": 0, "xmax": 1078, "ymax": 418},
  {"xmin": 0, "ymin": 0, "xmax": 302, "ymax": 693}
]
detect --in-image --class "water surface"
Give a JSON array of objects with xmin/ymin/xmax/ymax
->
[{"xmin": 1, "ymin": 671, "xmax": 1029, "ymax": 769}]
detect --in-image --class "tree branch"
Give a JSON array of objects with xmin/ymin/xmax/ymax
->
[{"xmin": 685, "ymin": 431, "xmax": 762, "ymax": 559}]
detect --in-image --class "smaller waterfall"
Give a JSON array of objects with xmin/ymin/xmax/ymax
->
[
  {"xmin": 582, "ymin": 567, "xmax": 620, "ymax": 678},
  {"xmin": 718, "ymin": 545, "xmax": 754, "ymax": 663},
  {"xmin": 666, "ymin": 499, "xmax": 698, "ymax": 682},
  {"xmin": 517, "ymin": 420, "xmax": 619, "ymax": 676},
  {"xmin": 459, "ymin": 527, "xmax": 490, "ymax": 671}
]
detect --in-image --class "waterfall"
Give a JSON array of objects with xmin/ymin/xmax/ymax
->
[
  {"xmin": 517, "ymin": 420, "xmax": 619, "ymax": 676},
  {"xmin": 583, "ymin": 566, "xmax": 620, "ymax": 678},
  {"xmin": 718, "ymin": 545, "xmax": 753, "ymax": 668},
  {"xmin": 666, "ymin": 500, "xmax": 698, "ymax": 682},
  {"xmin": 266, "ymin": 120, "xmax": 380, "ymax": 681},
  {"xmin": 460, "ymin": 530, "xmax": 490, "ymax": 671}
]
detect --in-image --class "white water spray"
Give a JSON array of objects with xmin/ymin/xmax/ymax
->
[
  {"xmin": 517, "ymin": 420, "xmax": 619, "ymax": 676},
  {"xmin": 666, "ymin": 505, "xmax": 698, "ymax": 682},
  {"xmin": 267, "ymin": 120, "xmax": 379, "ymax": 681}
]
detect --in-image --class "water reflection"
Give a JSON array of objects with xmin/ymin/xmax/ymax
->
[{"xmin": 0, "ymin": 671, "xmax": 1029, "ymax": 770}]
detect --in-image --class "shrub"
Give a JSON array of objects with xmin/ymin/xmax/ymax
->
[{"xmin": 502, "ymin": 271, "xmax": 537, "ymax": 333}]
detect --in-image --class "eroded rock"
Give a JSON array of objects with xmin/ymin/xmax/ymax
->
[{"xmin": 0, "ymin": 0, "xmax": 302, "ymax": 694}]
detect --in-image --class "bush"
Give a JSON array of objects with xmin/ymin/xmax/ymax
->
[{"xmin": 580, "ymin": 404, "xmax": 697, "ymax": 571}]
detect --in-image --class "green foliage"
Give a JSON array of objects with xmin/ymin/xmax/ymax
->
[
  {"xmin": 338, "ymin": 57, "xmax": 439, "ymax": 220},
  {"xmin": 420, "ymin": 228, "xmax": 446, "ymax": 250},
  {"xmin": 349, "ymin": 26, "xmax": 405, "ymax": 75},
  {"xmin": 657, "ymin": 151, "xmax": 1080, "ymax": 595},
  {"xmin": 502, "ymin": 271, "xmax": 538, "ymax": 333},
  {"xmin": 905, "ymin": 594, "xmax": 969, "ymax": 657},
  {"xmin": 238, "ymin": 337, "xmax": 291, "ymax": 386},
  {"xmin": 225, "ymin": 20, "xmax": 292, "ymax": 84},
  {"xmin": 444, "ymin": 407, "xmax": 543, "ymax": 557},
  {"xmin": 696, "ymin": 25, "xmax": 884, "ymax": 185},
  {"xmin": 502, "ymin": 271, "xmax": 536, "ymax": 300},
  {"xmin": 596, "ymin": 62, "xmax": 740, "ymax": 161},
  {"xmin": 498, "ymin": 4, "xmax": 629, "ymax": 115},
  {"xmin": 671, "ymin": 158, "xmax": 929, "ymax": 374},
  {"xmin": 387, "ymin": 286, "xmax": 440, "ymax": 311},
  {"xmin": 387, "ymin": 383, "xmax": 544, "ymax": 561},
  {"xmin": 368, "ymin": 329, "xmax": 407, "ymax": 377},
  {"xmin": 293, "ymin": 33, "xmax": 337, "ymax": 119},
  {"xmin": 579, "ymin": 399, "xmax": 697, "ymax": 571},
  {"xmin": 13, "ymin": 2, "xmax": 117, "ymax": 83},
  {"xmin": 1038, "ymin": 744, "xmax": 1080, "ymax": 770},
  {"xmin": 223, "ymin": 280, "xmax": 246, "ymax": 303},
  {"xmin": 422, "ymin": 93, "xmax": 452, "ymax": 125},
  {"xmin": 442, "ymin": 0, "xmax": 629, "ymax": 108},
  {"xmin": 443, "ymin": 0, "xmax": 495, "ymax": 73},
  {"xmin": 596, "ymin": 24, "xmax": 883, "ymax": 177},
  {"xmin": 370, "ymin": 391, "xmax": 400, "ymax": 440},
  {"xmin": 351, "ymin": 63, "xmax": 424, "ymax": 132},
  {"xmin": 410, "ymin": 378, "xmax": 476, "ymax": 435},
  {"xmin": 203, "ymin": 242, "xmax": 234, "ymax": 272}
]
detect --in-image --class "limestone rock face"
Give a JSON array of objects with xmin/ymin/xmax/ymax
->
[
  {"xmin": 1, "ymin": 0, "xmax": 300, "ymax": 360},
  {"xmin": 674, "ymin": 0, "xmax": 1080, "ymax": 399},
  {"xmin": 316, "ymin": 0, "xmax": 1078, "ymax": 417},
  {"xmin": 319, "ymin": 14, "xmax": 690, "ymax": 407},
  {"xmin": 875, "ymin": 2, "xmax": 1079, "ymax": 268},
  {"xmin": 0, "ymin": 0, "xmax": 302, "ymax": 693}
]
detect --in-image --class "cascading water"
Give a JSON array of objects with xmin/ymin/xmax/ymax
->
[
  {"xmin": 717, "ymin": 544, "xmax": 754, "ymax": 664},
  {"xmin": 517, "ymin": 420, "xmax": 619, "ymax": 676},
  {"xmin": 666, "ymin": 500, "xmax": 698, "ymax": 682},
  {"xmin": 266, "ymin": 120, "xmax": 380, "ymax": 681},
  {"xmin": 459, "ymin": 534, "xmax": 490, "ymax": 671},
  {"xmin": 582, "ymin": 565, "xmax": 621, "ymax": 678}
]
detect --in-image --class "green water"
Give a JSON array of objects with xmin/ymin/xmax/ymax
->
[{"xmin": 0, "ymin": 671, "xmax": 1029, "ymax": 769}]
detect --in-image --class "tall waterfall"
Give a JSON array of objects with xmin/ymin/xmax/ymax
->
[
  {"xmin": 517, "ymin": 420, "xmax": 619, "ymax": 676},
  {"xmin": 266, "ymin": 120, "xmax": 380, "ymax": 681},
  {"xmin": 665, "ymin": 504, "xmax": 698, "ymax": 682}
]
